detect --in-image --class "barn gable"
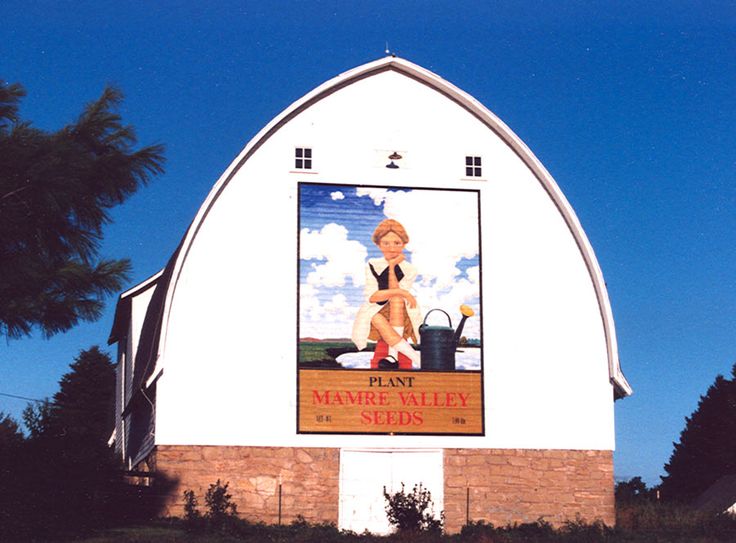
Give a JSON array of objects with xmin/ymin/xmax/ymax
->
[{"xmin": 111, "ymin": 56, "xmax": 630, "ymax": 532}]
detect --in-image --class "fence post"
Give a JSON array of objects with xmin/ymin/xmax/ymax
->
[
  {"xmin": 278, "ymin": 483, "xmax": 282, "ymax": 525},
  {"xmin": 466, "ymin": 487, "xmax": 470, "ymax": 526}
]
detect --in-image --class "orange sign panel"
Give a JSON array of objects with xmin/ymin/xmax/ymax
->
[{"xmin": 298, "ymin": 369, "xmax": 483, "ymax": 435}]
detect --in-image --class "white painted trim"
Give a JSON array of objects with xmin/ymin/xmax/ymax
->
[
  {"xmin": 156, "ymin": 55, "xmax": 631, "ymax": 398},
  {"xmin": 340, "ymin": 447, "xmax": 445, "ymax": 454},
  {"xmin": 120, "ymin": 269, "xmax": 164, "ymax": 300},
  {"xmin": 145, "ymin": 366, "xmax": 164, "ymax": 388}
]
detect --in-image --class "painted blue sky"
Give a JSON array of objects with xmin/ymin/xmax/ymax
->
[
  {"xmin": 1, "ymin": 1, "xmax": 735, "ymax": 487},
  {"xmin": 299, "ymin": 184, "xmax": 481, "ymax": 341}
]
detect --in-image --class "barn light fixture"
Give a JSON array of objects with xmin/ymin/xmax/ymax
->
[{"xmin": 386, "ymin": 151, "xmax": 402, "ymax": 169}]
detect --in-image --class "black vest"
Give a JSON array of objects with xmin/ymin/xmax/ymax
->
[{"xmin": 369, "ymin": 263, "xmax": 404, "ymax": 305}]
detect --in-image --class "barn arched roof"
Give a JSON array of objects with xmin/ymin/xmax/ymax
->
[{"xmin": 141, "ymin": 55, "xmax": 631, "ymax": 399}]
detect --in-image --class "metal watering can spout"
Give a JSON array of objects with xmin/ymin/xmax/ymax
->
[{"xmin": 453, "ymin": 304, "xmax": 476, "ymax": 346}]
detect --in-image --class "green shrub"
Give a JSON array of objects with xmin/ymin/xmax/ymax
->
[
  {"xmin": 204, "ymin": 479, "xmax": 238, "ymax": 527},
  {"xmin": 182, "ymin": 480, "xmax": 238, "ymax": 533},
  {"xmin": 460, "ymin": 518, "xmax": 616, "ymax": 542},
  {"xmin": 560, "ymin": 517, "xmax": 614, "ymax": 542},
  {"xmin": 182, "ymin": 488, "xmax": 203, "ymax": 531},
  {"xmin": 458, "ymin": 520, "xmax": 495, "ymax": 539},
  {"xmin": 617, "ymin": 501, "xmax": 736, "ymax": 540},
  {"xmin": 383, "ymin": 482, "xmax": 443, "ymax": 533}
]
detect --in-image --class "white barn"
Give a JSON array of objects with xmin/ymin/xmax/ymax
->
[{"xmin": 109, "ymin": 56, "xmax": 631, "ymax": 533}]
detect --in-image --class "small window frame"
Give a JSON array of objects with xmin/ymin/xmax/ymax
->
[
  {"xmin": 465, "ymin": 155, "xmax": 482, "ymax": 178},
  {"xmin": 295, "ymin": 147, "xmax": 313, "ymax": 170}
]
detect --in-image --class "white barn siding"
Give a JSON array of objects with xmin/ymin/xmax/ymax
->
[{"xmin": 154, "ymin": 65, "xmax": 617, "ymax": 450}]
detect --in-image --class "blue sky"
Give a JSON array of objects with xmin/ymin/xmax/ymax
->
[{"xmin": 1, "ymin": 1, "xmax": 734, "ymax": 486}]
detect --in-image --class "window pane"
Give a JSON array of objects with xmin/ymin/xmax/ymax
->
[
  {"xmin": 296, "ymin": 148, "xmax": 303, "ymax": 158},
  {"xmin": 474, "ymin": 157, "xmax": 482, "ymax": 166},
  {"xmin": 304, "ymin": 159, "xmax": 312, "ymax": 169},
  {"xmin": 304, "ymin": 148, "xmax": 312, "ymax": 158},
  {"xmin": 466, "ymin": 167, "xmax": 474, "ymax": 177},
  {"xmin": 465, "ymin": 156, "xmax": 473, "ymax": 166},
  {"xmin": 295, "ymin": 159, "xmax": 303, "ymax": 169},
  {"xmin": 474, "ymin": 167, "xmax": 482, "ymax": 177}
]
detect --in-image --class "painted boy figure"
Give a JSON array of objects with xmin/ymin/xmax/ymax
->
[{"xmin": 351, "ymin": 219, "xmax": 421, "ymax": 368}]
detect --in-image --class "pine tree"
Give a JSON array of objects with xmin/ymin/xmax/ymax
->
[
  {"xmin": 0, "ymin": 412, "xmax": 25, "ymax": 532},
  {"xmin": 0, "ymin": 411, "xmax": 23, "ymax": 449},
  {"xmin": 7, "ymin": 347, "xmax": 119, "ymax": 538},
  {"xmin": 0, "ymin": 80, "xmax": 164, "ymax": 339},
  {"xmin": 615, "ymin": 476, "xmax": 655, "ymax": 504},
  {"xmin": 48, "ymin": 345, "xmax": 116, "ymax": 445},
  {"xmin": 660, "ymin": 364, "xmax": 736, "ymax": 503}
]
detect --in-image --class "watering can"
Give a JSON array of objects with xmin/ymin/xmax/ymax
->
[{"xmin": 419, "ymin": 305, "xmax": 475, "ymax": 371}]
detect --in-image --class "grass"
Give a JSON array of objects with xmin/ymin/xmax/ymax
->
[
  {"xmin": 76, "ymin": 523, "xmax": 200, "ymax": 542},
  {"xmin": 71, "ymin": 506, "xmax": 736, "ymax": 543}
]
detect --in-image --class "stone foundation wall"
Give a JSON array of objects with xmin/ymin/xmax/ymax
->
[
  {"xmin": 152, "ymin": 445, "xmax": 340, "ymax": 525},
  {"xmin": 148, "ymin": 446, "xmax": 613, "ymax": 532},
  {"xmin": 444, "ymin": 449, "xmax": 615, "ymax": 533}
]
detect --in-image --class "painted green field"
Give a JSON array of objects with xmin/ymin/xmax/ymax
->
[{"xmin": 298, "ymin": 341, "xmax": 361, "ymax": 366}]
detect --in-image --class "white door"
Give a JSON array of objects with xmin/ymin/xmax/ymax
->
[{"xmin": 339, "ymin": 449, "xmax": 444, "ymax": 535}]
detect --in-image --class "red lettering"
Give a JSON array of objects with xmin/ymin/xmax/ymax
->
[
  {"xmin": 312, "ymin": 390, "xmax": 330, "ymax": 404},
  {"xmin": 357, "ymin": 410, "xmax": 424, "ymax": 426},
  {"xmin": 314, "ymin": 390, "xmax": 403, "ymax": 407},
  {"xmin": 399, "ymin": 391, "xmax": 474, "ymax": 408}
]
